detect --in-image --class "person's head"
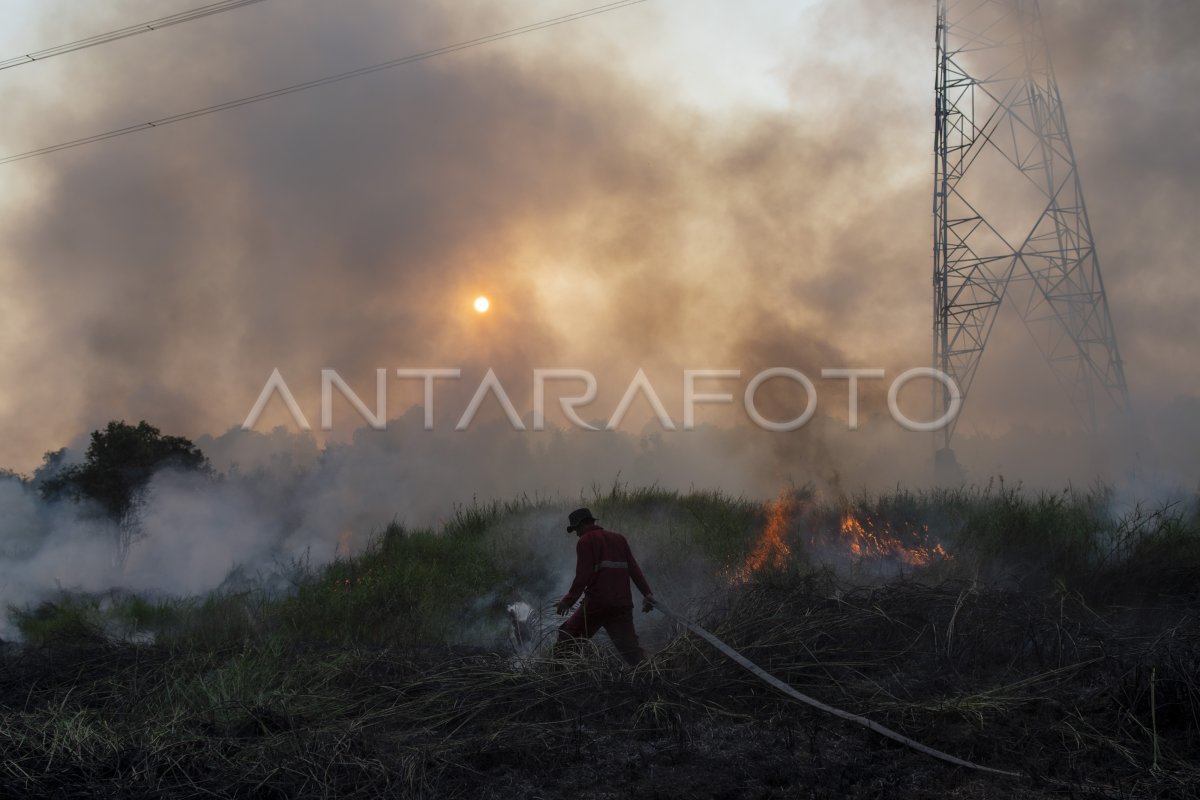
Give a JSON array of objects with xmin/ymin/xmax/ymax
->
[{"xmin": 566, "ymin": 508, "xmax": 598, "ymax": 536}]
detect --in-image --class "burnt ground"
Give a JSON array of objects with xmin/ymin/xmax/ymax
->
[
  {"xmin": 1, "ymin": 580, "xmax": 1198, "ymax": 799},
  {"xmin": 467, "ymin": 719, "xmax": 1038, "ymax": 800}
]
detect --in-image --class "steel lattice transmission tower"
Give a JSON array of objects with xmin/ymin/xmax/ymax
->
[{"xmin": 932, "ymin": 0, "xmax": 1129, "ymax": 471}]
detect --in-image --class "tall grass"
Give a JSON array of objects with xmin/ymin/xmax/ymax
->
[{"xmin": 9, "ymin": 483, "xmax": 1197, "ymax": 651}]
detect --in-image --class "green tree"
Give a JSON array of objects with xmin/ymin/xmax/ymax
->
[{"xmin": 40, "ymin": 421, "xmax": 211, "ymax": 559}]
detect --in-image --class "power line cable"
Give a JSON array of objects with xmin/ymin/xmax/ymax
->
[
  {"xmin": 0, "ymin": 0, "xmax": 648, "ymax": 166},
  {"xmin": 0, "ymin": 0, "xmax": 270, "ymax": 71}
]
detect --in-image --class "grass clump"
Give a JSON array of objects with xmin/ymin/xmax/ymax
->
[
  {"xmin": 8, "ymin": 595, "xmax": 106, "ymax": 648},
  {"xmin": 275, "ymin": 521, "xmax": 512, "ymax": 646}
]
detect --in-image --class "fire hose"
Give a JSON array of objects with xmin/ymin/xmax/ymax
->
[{"xmin": 650, "ymin": 599, "xmax": 1023, "ymax": 779}]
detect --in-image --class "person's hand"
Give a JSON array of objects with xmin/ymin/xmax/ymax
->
[
  {"xmin": 555, "ymin": 599, "xmax": 573, "ymax": 616},
  {"xmin": 642, "ymin": 595, "xmax": 656, "ymax": 613}
]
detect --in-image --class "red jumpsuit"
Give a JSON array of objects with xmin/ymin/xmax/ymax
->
[{"xmin": 556, "ymin": 523, "xmax": 653, "ymax": 665}]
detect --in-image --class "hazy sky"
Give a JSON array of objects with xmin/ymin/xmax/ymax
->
[{"xmin": 0, "ymin": 0, "xmax": 1197, "ymax": 480}]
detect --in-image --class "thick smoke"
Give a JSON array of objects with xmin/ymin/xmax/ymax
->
[
  {"xmin": 0, "ymin": 0, "xmax": 1190, "ymax": 461},
  {"xmin": 0, "ymin": 0, "xmax": 1197, "ymax": 628}
]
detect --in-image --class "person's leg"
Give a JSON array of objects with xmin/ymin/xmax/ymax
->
[
  {"xmin": 553, "ymin": 604, "xmax": 600, "ymax": 659},
  {"xmin": 601, "ymin": 608, "xmax": 645, "ymax": 666}
]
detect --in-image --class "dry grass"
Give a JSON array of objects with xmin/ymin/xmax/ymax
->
[
  {"xmin": 2, "ymin": 484, "xmax": 1198, "ymax": 798},
  {"xmin": 2, "ymin": 577, "xmax": 1198, "ymax": 798}
]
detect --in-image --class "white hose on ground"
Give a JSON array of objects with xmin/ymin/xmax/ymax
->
[{"xmin": 651, "ymin": 600, "xmax": 1022, "ymax": 779}]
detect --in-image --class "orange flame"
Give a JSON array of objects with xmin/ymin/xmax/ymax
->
[
  {"xmin": 336, "ymin": 529, "xmax": 353, "ymax": 559},
  {"xmin": 837, "ymin": 511, "xmax": 951, "ymax": 566},
  {"xmin": 732, "ymin": 493, "xmax": 799, "ymax": 584},
  {"xmin": 731, "ymin": 498, "xmax": 951, "ymax": 586}
]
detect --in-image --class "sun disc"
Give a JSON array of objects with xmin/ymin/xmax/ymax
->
[{"xmin": 473, "ymin": 296, "xmax": 490, "ymax": 313}]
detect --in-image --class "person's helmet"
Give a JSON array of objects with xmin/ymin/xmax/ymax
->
[{"xmin": 566, "ymin": 508, "xmax": 597, "ymax": 533}]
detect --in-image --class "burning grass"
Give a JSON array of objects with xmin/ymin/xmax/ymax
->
[{"xmin": 2, "ymin": 483, "xmax": 1199, "ymax": 798}]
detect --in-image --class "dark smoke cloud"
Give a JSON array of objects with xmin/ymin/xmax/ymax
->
[{"xmin": 0, "ymin": 0, "xmax": 1195, "ymax": 493}]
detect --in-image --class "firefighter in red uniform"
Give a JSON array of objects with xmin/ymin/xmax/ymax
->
[{"xmin": 554, "ymin": 508, "xmax": 656, "ymax": 665}]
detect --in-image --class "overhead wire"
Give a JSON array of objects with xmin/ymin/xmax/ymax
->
[
  {"xmin": 0, "ymin": 0, "xmax": 649, "ymax": 166},
  {"xmin": 0, "ymin": 0, "xmax": 270, "ymax": 71}
]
